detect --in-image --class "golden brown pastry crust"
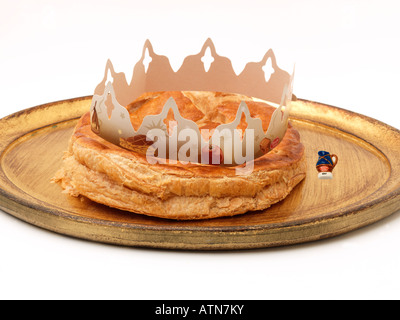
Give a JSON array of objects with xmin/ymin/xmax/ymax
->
[{"xmin": 54, "ymin": 91, "xmax": 306, "ymax": 220}]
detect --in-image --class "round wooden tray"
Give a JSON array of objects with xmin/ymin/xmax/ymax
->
[{"xmin": 0, "ymin": 96, "xmax": 399, "ymax": 250}]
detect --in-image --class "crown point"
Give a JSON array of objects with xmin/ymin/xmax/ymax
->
[
  {"xmin": 202, "ymin": 38, "xmax": 217, "ymax": 55},
  {"xmin": 105, "ymin": 59, "xmax": 115, "ymax": 74},
  {"xmin": 262, "ymin": 49, "xmax": 276, "ymax": 66},
  {"xmin": 143, "ymin": 39, "xmax": 154, "ymax": 55}
]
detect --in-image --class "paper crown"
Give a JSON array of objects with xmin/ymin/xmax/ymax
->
[{"xmin": 90, "ymin": 38, "xmax": 294, "ymax": 167}]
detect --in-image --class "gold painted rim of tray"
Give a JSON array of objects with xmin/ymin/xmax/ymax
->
[{"xmin": 0, "ymin": 96, "xmax": 399, "ymax": 250}]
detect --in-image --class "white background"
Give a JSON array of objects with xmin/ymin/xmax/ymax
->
[{"xmin": 0, "ymin": 0, "xmax": 399, "ymax": 300}]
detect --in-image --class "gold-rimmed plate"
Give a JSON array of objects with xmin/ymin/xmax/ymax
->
[{"xmin": 0, "ymin": 96, "xmax": 399, "ymax": 250}]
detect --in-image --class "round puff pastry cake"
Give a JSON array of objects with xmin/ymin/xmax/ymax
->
[{"xmin": 53, "ymin": 91, "xmax": 306, "ymax": 220}]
